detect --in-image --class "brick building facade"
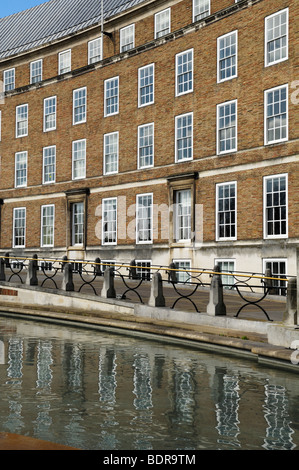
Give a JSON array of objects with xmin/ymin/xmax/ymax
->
[{"xmin": 0, "ymin": 0, "xmax": 298, "ymax": 288}]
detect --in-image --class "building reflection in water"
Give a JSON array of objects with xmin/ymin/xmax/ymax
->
[{"xmin": 0, "ymin": 321, "xmax": 298, "ymax": 450}]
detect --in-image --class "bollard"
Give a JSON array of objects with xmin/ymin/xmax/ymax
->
[
  {"xmin": 26, "ymin": 255, "xmax": 38, "ymax": 286},
  {"xmin": 101, "ymin": 267, "xmax": 116, "ymax": 298},
  {"xmin": 168, "ymin": 262, "xmax": 178, "ymax": 284},
  {"xmin": 129, "ymin": 260, "xmax": 139, "ymax": 280},
  {"xmin": 94, "ymin": 257, "xmax": 102, "ymax": 276},
  {"xmin": 283, "ymin": 277, "xmax": 297, "ymax": 326},
  {"xmin": 0, "ymin": 258, "xmax": 6, "ymax": 282},
  {"xmin": 206, "ymin": 265, "xmax": 226, "ymax": 316},
  {"xmin": 61, "ymin": 263, "xmax": 74, "ymax": 291},
  {"xmin": 149, "ymin": 272, "xmax": 165, "ymax": 307}
]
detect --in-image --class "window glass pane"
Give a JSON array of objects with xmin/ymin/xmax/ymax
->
[
  {"xmin": 73, "ymin": 88, "xmax": 86, "ymax": 124},
  {"xmin": 16, "ymin": 105, "xmax": 28, "ymax": 137},
  {"xmin": 193, "ymin": 0, "xmax": 210, "ymax": 21},
  {"xmin": 88, "ymin": 38, "xmax": 101, "ymax": 64},
  {"xmin": 218, "ymin": 31, "xmax": 237, "ymax": 81},
  {"xmin": 43, "ymin": 146, "xmax": 56, "ymax": 184},
  {"xmin": 266, "ymin": 86, "xmax": 287, "ymax": 144},
  {"xmin": 72, "ymin": 140, "xmax": 86, "ymax": 179},
  {"xmin": 265, "ymin": 175, "xmax": 287, "ymax": 237},
  {"xmin": 137, "ymin": 194, "xmax": 152, "ymax": 243},
  {"xmin": 176, "ymin": 49, "xmax": 193, "ymax": 95},
  {"xmin": 155, "ymin": 9, "xmax": 170, "ymax": 38},
  {"xmin": 176, "ymin": 113, "xmax": 193, "ymax": 161},
  {"xmin": 72, "ymin": 202, "xmax": 84, "ymax": 245},
  {"xmin": 217, "ymin": 183, "xmax": 236, "ymax": 239},
  {"xmin": 138, "ymin": 123, "xmax": 154, "ymax": 168},
  {"xmin": 104, "ymin": 133, "xmax": 118, "ymax": 174},
  {"xmin": 217, "ymin": 101, "xmax": 237, "ymax": 153},
  {"xmin": 175, "ymin": 189, "xmax": 191, "ymax": 241},
  {"xmin": 15, "ymin": 152, "xmax": 27, "ymax": 187},
  {"xmin": 44, "ymin": 96, "xmax": 56, "ymax": 131},
  {"xmin": 41, "ymin": 205, "xmax": 54, "ymax": 246},
  {"xmin": 139, "ymin": 64, "xmax": 154, "ymax": 106},
  {"xmin": 120, "ymin": 25, "xmax": 134, "ymax": 52},
  {"xmin": 13, "ymin": 208, "xmax": 26, "ymax": 247},
  {"xmin": 105, "ymin": 77, "xmax": 119, "ymax": 116},
  {"xmin": 266, "ymin": 9, "xmax": 288, "ymax": 65},
  {"xmin": 102, "ymin": 198, "xmax": 117, "ymax": 244}
]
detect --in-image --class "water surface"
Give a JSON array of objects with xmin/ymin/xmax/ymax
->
[{"xmin": 0, "ymin": 316, "xmax": 298, "ymax": 450}]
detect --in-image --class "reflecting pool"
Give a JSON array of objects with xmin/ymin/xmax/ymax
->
[{"xmin": 0, "ymin": 316, "xmax": 298, "ymax": 450}]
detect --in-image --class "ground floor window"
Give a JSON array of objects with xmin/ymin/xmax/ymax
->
[
  {"xmin": 136, "ymin": 260, "xmax": 151, "ymax": 281},
  {"xmin": 173, "ymin": 259, "xmax": 191, "ymax": 283},
  {"xmin": 215, "ymin": 259, "xmax": 235, "ymax": 289},
  {"xmin": 41, "ymin": 205, "xmax": 55, "ymax": 247},
  {"xmin": 72, "ymin": 202, "xmax": 84, "ymax": 246},
  {"xmin": 263, "ymin": 258, "xmax": 287, "ymax": 296},
  {"xmin": 13, "ymin": 207, "xmax": 26, "ymax": 248}
]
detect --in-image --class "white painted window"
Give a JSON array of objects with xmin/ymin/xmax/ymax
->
[
  {"xmin": 173, "ymin": 259, "xmax": 191, "ymax": 283},
  {"xmin": 176, "ymin": 49, "xmax": 193, "ymax": 96},
  {"xmin": 155, "ymin": 8, "xmax": 170, "ymax": 38},
  {"xmin": 104, "ymin": 76, "xmax": 119, "ymax": 116},
  {"xmin": 16, "ymin": 104, "xmax": 28, "ymax": 138},
  {"xmin": 3, "ymin": 68, "xmax": 15, "ymax": 92},
  {"xmin": 217, "ymin": 31, "xmax": 238, "ymax": 82},
  {"xmin": 88, "ymin": 37, "xmax": 102, "ymax": 64},
  {"xmin": 13, "ymin": 207, "xmax": 26, "ymax": 248},
  {"xmin": 30, "ymin": 59, "xmax": 43, "ymax": 84},
  {"xmin": 135, "ymin": 260, "xmax": 152, "ymax": 281},
  {"xmin": 265, "ymin": 8, "xmax": 288, "ymax": 67},
  {"xmin": 138, "ymin": 123, "xmax": 154, "ymax": 169},
  {"xmin": 104, "ymin": 132, "xmax": 118, "ymax": 175},
  {"xmin": 58, "ymin": 49, "xmax": 71, "ymax": 74},
  {"xmin": 193, "ymin": 0, "xmax": 210, "ymax": 22},
  {"xmin": 216, "ymin": 182, "xmax": 237, "ymax": 240},
  {"xmin": 72, "ymin": 202, "xmax": 84, "ymax": 245},
  {"xmin": 120, "ymin": 24, "xmax": 135, "ymax": 52},
  {"xmin": 43, "ymin": 145, "xmax": 56, "ymax": 184},
  {"xmin": 44, "ymin": 96, "xmax": 56, "ymax": 132},
  {"xmin": 41, "ymin": 205, "xmax": 55, "ymax": 247},
  {"xmin": 263, "ymin": 174, "xmax": 288, "ymax": 239},
  {"xmin": 15, "ymin": 151, "xmax": 27, "ymax": 188},
  {"xmin": 215, "ymin": 259, "xmax": 235, "ymax": 289},
  {"xmin": 138, "ymin": 64, "xmax": 154, "ymax": 107},
  {"xmin": 73, "ymin": 87, "xmax": 87, "ymax": 124},
  {"xmin": 102, "ymin": 198, "xmax": 117, "ymax": 245},
  {"xmin": 175, "ymin": 112, "xmax": 193, "ymax": 162},
  {"xmin": 72, "ymin": 139, "xmax": 86, "ymax": 180},
  {"xmin": 217, "ymin": 100, "xmax": 237, "ymax": 154},
  {"xmin": 136, "ymin": 193, "xmax": 153, "ymax": 244},
  {"xmin": 264, "ymin": 84, "xmax": 288, "ymax": 145},
  {"xmin": 263, "ymin": 258, "xmax": 287, "ymax": 296},
  {"xmin": 174, "ymin": 189, "xmax": 191, "ymax": 241}
]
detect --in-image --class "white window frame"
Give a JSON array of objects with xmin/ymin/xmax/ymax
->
[
  {"xmin": 104, "ymin": 76, "xmax": 119, "ymax": 117},
  {"xmin": 15, "ymin": 151, "xmax": 27, "ymax": 188},
  {"xmin": 71, "ymin": 202, "xmax": 84, "ymax": 246},
  {"xmin": 138, "ymin": 122, "xmax": 154, "ymax": 169},
  {"xmin": 43, "ymin": 145, "xmax": 56, "ymax": 184},
  {"xmin": 155, "ymin": 8, "xmax": 171, "ymax": 38},
  {"xmin": 217, "ymin": 30, "xmax": 238, "ymax": 83},
  {"xmin": 102, "ymin": 197, "xmax": 117, "ymax": 246},
  {"xmin": 173, "ymin": 259, "xmax": 191, "ymax": 284},
  {"xmin": 193, "ymin": 0, "xmax": 210, "ymax": 22},
  {"xmin": 265, "ymin": 8, "xmax": 288, "ymax": 67},
  {"xmin": 138, "ymin": 63, "xmax": 155, "ymax": 108},
  {"xmin": 73, "ymin": 87, "xmax": 87, "ymax": 125},
  {"xmin": 215, "ymin": 258, "xmax": 236, "ymax": 289},
  {"xmin": 217, "ymin": 100, "xmax": 237, "ymax": 155},
  {"xmin": 216, "ymin": 181, "xmax": 237, "ymax": 241},
  {"xmin": 104, "ymin": 131, "xmax": 119, "ymax": 175},
  {"xmin": 13, "ymin": 207, "xmax": 26, "ymax": 248},
  {"xmin": 263, "ymin": 258, "xmax": 288, "ymax": 296},
  {"xmin": 30, "ymin": 59, "xmax": 43, "ymax": 84},
  {"xmin": 175, "ymin": 49, "xmax": 194, "ymax": 97},
  {"xmin": 3, "ymin": 68, "xmax": 15, "ymax": 92},
  {"xmin": 43, "ymin": 96, "xmax": 57, "ymax": 132},
  {"xmin": 136, "ymin": 193, "xmax": 153, "ymax": 244},
  {"xmin": 263, "ymin": 173, "xmax": 288, "ymax": 239},
  {"xmin": 174, "ymin": 189, "xmax": 192, "ymax": 242},
  {"xmin": 58, "ymin": 49, "xmax": 71, "ymax": 75},
  {"xmin": 41, "ymin": 204, "xmax": 55, "ymax": 247},
  {"xmin": 120, "ymin": 24, "xmax": 135, "ymax": 52},
  {"xmin": 175, "ymin": 112, "xmax": 193, "ymax": 162},
  {"xmin": 264, "ymin": 84, "xmax": 288, "ymax": 145},
  {"xmin": 72, "ymin": 139, "xmax": 86, "ymax": 180},
  {"xmin": 88, "ymin": 37, "xmax": 102, "ymax": 64},
  {"xmin": 16, "ymin": 104, "xmax": 28, "ymax": 138},
  {"xmin": 135, "ymin": 260, "xmax": 152, "ymax": 281}
]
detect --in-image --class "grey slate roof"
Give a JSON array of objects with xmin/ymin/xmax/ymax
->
[{"xmin": 0, "ymin": 0, "xmax": 147, "ymax": 59}]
